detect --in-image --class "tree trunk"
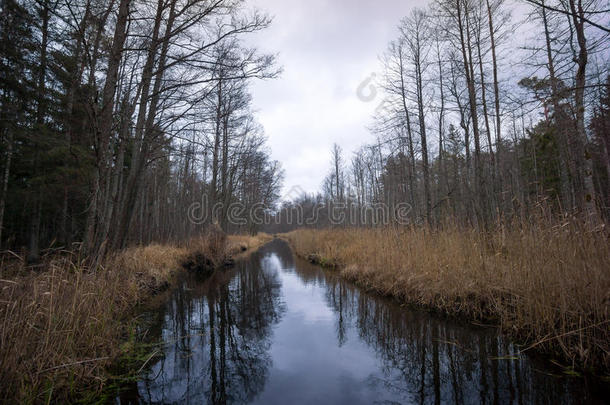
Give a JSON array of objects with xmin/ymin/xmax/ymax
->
[
  {"xmin": 113, "ymin": 0, "xmax": 167, "ymax": 250},
  {"xmin": 84, "ymin": 0, "xmax": 130, "ymax": 255},
  {"xmin": 475, "ymin": 18, "xmax": 497, "ymax": 217},
  {"xmin": 211, "ymin": 76, "xmax": 223, "ymax": 225},
  {"xmin": 541, "ymin": 0, "xmax": 572, "ymax": 211},
  {"xmin": 398, "ymin": 46, "xmax": 417, "ymax": 216},
  {"xmin": 568, "ymin": 0, "xmax": 599, "ymax": 223},
  {"xmin": 458, "ymin": 0, "xmax": 484, "ymax": 225},
  {"xmin": 220, "ymin": 100, "xmax": 231, "ymax": 230},
  {"xmin": 414, "ymin": 36, "xmax": 431, "ymax": 224},
  {"xmin": 28, "ymin": 0, "xmax": 50, "ymax": 262},
  {"xmin": 0, "ymin": 129, "xmax": 12, "ymax": 248},
  {"xmin": 436, "ymin": 39, "xmax": 448, "ymax": 215},
  {"xmin": 486, "ymin": 0, "xmax": 503, "ymax": 208}
]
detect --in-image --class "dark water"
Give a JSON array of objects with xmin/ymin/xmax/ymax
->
[{"xmin": 116, "ymin": 240, "xmax": 607, "ymax": 404}]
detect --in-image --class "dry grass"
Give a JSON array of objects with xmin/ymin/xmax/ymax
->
[
  {"xmin": 0, "ymin": 245, "xmax": 186, "ymax": 403},
  {"xmin": 0, "ymin": 230, "xmax": 270, "ymax": 403},
  {"xmin": 283, "ymin": 222, "xmax": 610, "ymax": 372},
  {"xmin": 110, "ymin": 244, "xmax": 188, "ymax": 294},
  {"xmin": 226, "ymin": 233, "xmax": 273, "ymax": 257}
]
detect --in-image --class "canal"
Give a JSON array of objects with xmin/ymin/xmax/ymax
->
[{"xmin": 116, "ymin": 239, "xmax": 606, "ymax": 404}]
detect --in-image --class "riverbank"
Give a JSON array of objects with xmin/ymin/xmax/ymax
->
[
  {"xmin": 0, "ymin": 232, "xmax": 271, "ymax": 403},
  {"xmin": 282, "ymin": 224, "xmax": 609, "ymax": 374}
]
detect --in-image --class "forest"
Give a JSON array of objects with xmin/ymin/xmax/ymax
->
[
  {"xmin": 0, "ymin": 0, "xmax": 283, "ymax": 263},
  {"xmin": 271, "ymin": 0, "xmax": 609, "ymax": 230}
]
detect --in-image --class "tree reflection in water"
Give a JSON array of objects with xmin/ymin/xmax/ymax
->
[
  {"xmin": 133, "ymin": 247, "xmax": 284, "ymax": 404},
  {"xmin": 120, "ymin": 240, "xmax": 605, "ymax": 405}
]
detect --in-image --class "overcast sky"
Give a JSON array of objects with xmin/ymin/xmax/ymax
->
[{"xmin": 246, "ymin": 0, "xmax": 418, "ymax": 198}]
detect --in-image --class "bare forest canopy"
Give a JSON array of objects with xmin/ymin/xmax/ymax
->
[
  {"xmin": 0, "ymin": 0, "xmax": 284, "ymax": 261},
  {"xmin": 269, "ymin": 0, "xmax": 610, "ymax": 232},
  {"xmin": 0, "ymin": 0, "xmax": 609, "ymax": 258}
]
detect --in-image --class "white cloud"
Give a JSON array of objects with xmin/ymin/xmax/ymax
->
[{"xmin": 246, "ymin": 0, "xmax": 418, "ymax": 195}]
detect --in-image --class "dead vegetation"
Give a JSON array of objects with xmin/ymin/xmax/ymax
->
[
  {"xmin": 283, "ymin": 221, "xmax": 610, "ymax": 373},
  {"xmin": 0, "ymin": 231, "xmax": 271, "ymax": 403},
  {"xmin": 182, "ymin": 231, "xmax": 272, "ymax": 274},
  {"xmin": 226, "ymin": 233, "xmax": 273, "ymax": 257}
]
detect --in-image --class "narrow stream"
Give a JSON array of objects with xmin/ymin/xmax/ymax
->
[{"xmin": 116, "ymin": 239, "xmax": 607, "ymax": 404}]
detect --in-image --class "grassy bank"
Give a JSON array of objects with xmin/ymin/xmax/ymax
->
[
  {"xmin": 0, "ymin": 232, "xmax": 271, "ymax": 403},
  {"xmin": 283, "ymin": 224, "xmax": 609, "ymax": 373}
]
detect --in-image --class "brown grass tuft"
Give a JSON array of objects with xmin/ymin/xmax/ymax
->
[
  {"xmin": 226, "ymin": 233, "xmax": 273, "ymax": 257},
  {"xmin": 283, "ymin": 221, "xmax": 610, "ymax": 372},
  {"xmin": 0, "ymin": 251, "xmax": 156, "ymax": 403}
]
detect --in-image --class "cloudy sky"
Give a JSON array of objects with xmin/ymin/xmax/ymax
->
[{"xmin": 246, "ymin": 0, "xmax": 418, "ymax": 197}]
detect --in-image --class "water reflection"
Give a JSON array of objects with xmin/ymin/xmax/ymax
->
[
  {"xmin": 130, "ymin": 247, "xmax": 284, "ymax": 404},
  {"xmin": 118, "ymin": 240, "xmax": 606, "ymax": 404}
]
